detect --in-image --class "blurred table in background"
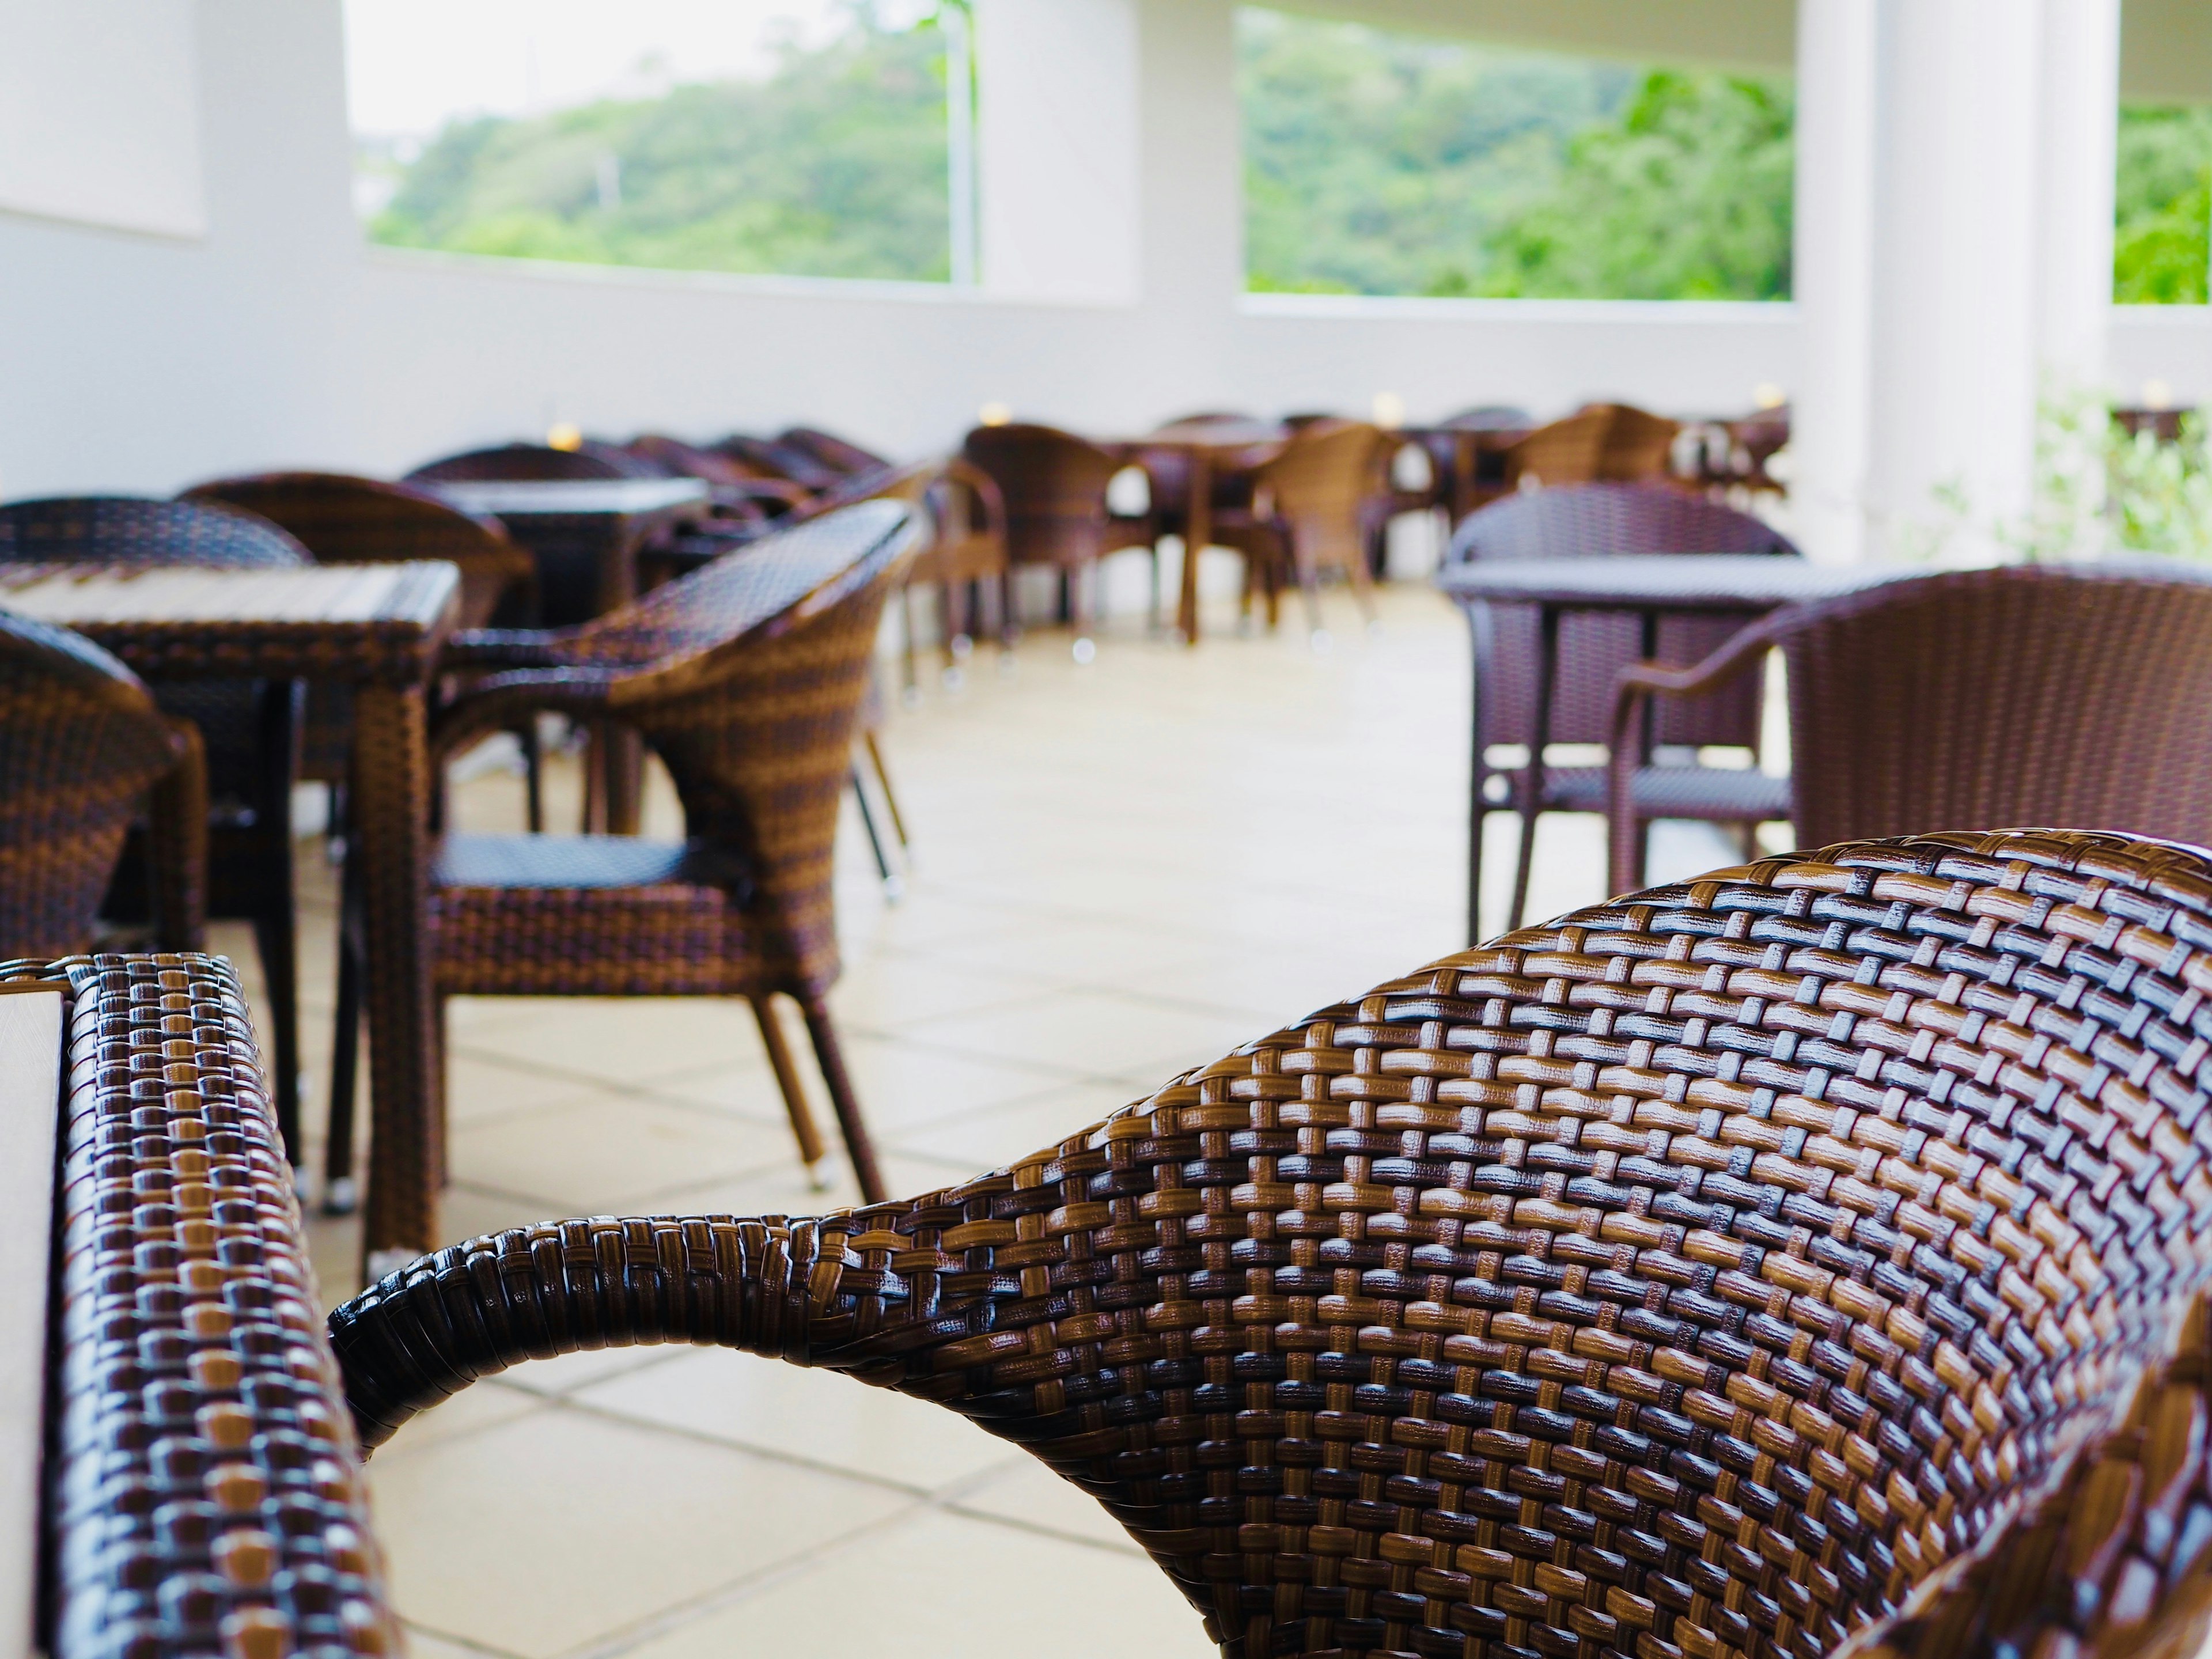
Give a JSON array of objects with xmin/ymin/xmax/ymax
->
[{"xmin": 426, "ymin": 477, "xmax": 707, "ymax": 626}]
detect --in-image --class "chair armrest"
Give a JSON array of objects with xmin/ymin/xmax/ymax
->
[
  {"xmin": 431, "ymin": 668, "xmax": 625, "ymax": 769},
  {"xmin": 146, "ymin": 717, "xmax": 209, "ymax": 952},
  {"xmin": 328, "ymin": 1215, "xmax": 820, "ymax": 1452},
  {"xmin": 1605, "ymin": 619, "xmax": 1782, "ymax": 896},
  {"xmin": 441, "ymin": 629, "xmax": 573, "ymax": 670},
  {"xmin": 937, "ymin": 456, "xmax": 1007, "ymax": 543}
]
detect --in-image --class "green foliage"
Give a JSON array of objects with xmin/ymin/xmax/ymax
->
[
  {"xmin": 2113, "ymin": 104, "xmax": 2211, "ymax": 305},
  {"xmin": 1236, "ymin": 9, "xmax": 1793, "ymax": 301},
  {"xmin": 368, "ymin": 7, "xmax": 949, "ymax": 282},
  {"xmin": 2107, "ymin": 415, "xmax": 2212, "ymax": 556}
]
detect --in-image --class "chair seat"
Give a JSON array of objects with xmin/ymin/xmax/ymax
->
[
  {"xmin": 429, "ymin": 833, "xmax": 763, "ymax": 997},
  {"xmin": 1486, "ymin": 763, "xmax": 1792, "ymax": 821}
]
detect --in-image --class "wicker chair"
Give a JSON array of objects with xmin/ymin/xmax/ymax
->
[
  {"xmin": 0, "ymin": 613, "xmax": 204, "ymax": 959},
  {"xmin": 1214, "ymin": 419, "xmax": 1386, "ymax": 638},
  {"xmin": 779, "ymin": 426, "xmax": 892, "ymax": 478},
  {"xmin": 323, "ymin": 502, "xmax": 921, "ymax": 1206},
  {"xmin": 900, "ymin": 457, "xmax": 1012, "ymax": 694},
  {"xmin": 1607, "ymin": 564, "xmax": 2212, "ymax": 895},
  {"xmin": 404, "ymin": 441, "xmax": 660, "ymax": 484},
  {"xmin": 1506, "ymin": 405, "xmax": 1681, "ymax": 491},
  {"xmin": 1408, "ymin": 407, "xmax": 1536, "ymax": 527},
  {"xmin": 333, "ymin": 824, "xmax": 2212, "ymax": 1659},
  {"xmin": 0, "ymin": 497, "xmax": 310, "ymax": 1157},
  {"xmin": 1446, "ymin": 484, "xmax": 1797, "ymax": 934},
  {"xmin": 713, "ymin": 434, "xmax": 848, "ymax": 494},
  {"xmin": 963, "ymin": 423, "xmax": 1158, "ymax": 654}
]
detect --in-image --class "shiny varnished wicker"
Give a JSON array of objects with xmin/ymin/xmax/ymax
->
[
  {"xmin": 331, "ymin": 826, "xmax": 2212, "ymax": 1659},
  {"xmin": 1607, "ymin": 565, "xmax": 2212, "ymax": 896},
  {"xmin": 0, "ymin": 615, "xmax": 204, "ymax": 959},
  {"xmin": 0, "ymin": 497, "xmax": 310, "ymax": 1157},
  {"xmin": 1448, "ymin": 484, "xmax": 1798, "ymax": 932},
  {"xmin": 385, "ymin": 502, "xmax": 921, "ymax": 1202},
  {"xmin": 5, "ymin": 953, "xmax": 397, "ymax": 1658}
]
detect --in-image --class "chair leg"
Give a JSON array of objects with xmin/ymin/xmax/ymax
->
[
  {"xmin": 325, "ymin": 868, "xmax": 365, "ymax": 1214},
  {"xmin": 520, "ymin": 718, "xmax": 544, "ymax": 834},
  {"xmin": 862, "ymin": 732, "xmax": 910, "ymax": 851},
  {"xmin": 1344, "ymin": 541, "xmax": 1380, "ymax": 630},
  {"xmin": 750, "ymin": 993, "xmax": 827, "ymax": 1183},
  {"xmin": 851, "ymin": 765, "xmax": 900, "ymax": 898},
  {"xmin": 1506, "ymin": 796, "xmax": 1542, "ymax": 933},
  {"xmin": 900, "ymin": 585, "xmax": 922, "ymax": 701},
  {"xmin": 1071, "ymin": 562, "xmax": 1097, "ymax": 661},
  {"xmin": 252, "ymin": 884, "xmax": 302, "ymax": 1168},
  {"xmin": 995, "ymin": 573, "xmax": 1019, "ymax": 656},
  {"xmin": 1297, "ymin": 547, "xmax": 1326, "ymax": 641},
  {"xmin": 798, "ymin": 994, "xmax": 885, "ymax": 1205}
]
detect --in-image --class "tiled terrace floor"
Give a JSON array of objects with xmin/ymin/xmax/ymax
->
[{"xmin": 224, "ymin": 581, "xmax": 1745, "ymax": 1659}]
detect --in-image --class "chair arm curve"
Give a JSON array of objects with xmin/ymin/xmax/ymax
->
[
  {"xmin": 430, "ymin": 668, "xmax": 623, "ymax": 768},
  {"xmin": 328, "ymin": 1215, "xmax": 830, "ymax": 1453},
  {"xmin": 440, "ymin": 628, "xmax": 573, "ymax": 669},
  {"xmin": 1605, "ymin": 617, "xmax": 1785, "ymax": 896}
]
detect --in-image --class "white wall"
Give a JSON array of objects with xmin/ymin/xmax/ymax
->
[{"xmin": 0, "ymin": 0, "xmax": 2199, "ymax": 505}]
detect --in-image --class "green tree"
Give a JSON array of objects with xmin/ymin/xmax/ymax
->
[
  {"xmin": 369, "ymin": 6, "xmax": 949, "ymax": 282},
  {"xmin": 1237, "ymin": 9, "xmax": 1793, "ymax": 301},
  {"xmin": 2114, "ymin": 104, "xmax": 2212, "ymax": 305},
  {"xmin": 1478, "ymin": 71, "xmax": 1793, "ymax": 300}
]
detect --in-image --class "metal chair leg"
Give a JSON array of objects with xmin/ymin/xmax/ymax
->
[{"xmin": 851, "ymin": 766, "xmax": 900, "ymax": 899}]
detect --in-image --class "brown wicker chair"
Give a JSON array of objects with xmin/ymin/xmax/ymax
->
[
  {"xmin": 901, "ymin": 456, "xmax": 1013, "ymax": 694},
  {"xmin": 0, "ymin": 496, "xmax": 310, "ymax": 1157},
  {"xmin": 713, "ymin": 434, "xmax": 848, "ymax": 494},
  {"xmin": 1506, "ymin": 404, "xmax": 1681, "ymax": 491},
  {"xmin": 1214, "ymin": 419, "xmax": 1386, "ymax": 638},
  {"xmin": 333, "ymin": 824, "xmax": 2212, "ymax": 1659},
  {"xmin": 779, "ymin": 426, "xmax": 892, "ymax": 478},
  {"xmin": 0, "ymin": 613, "xmax": 205, "ymax": 959},
  {"xmin": 963, "ymin": 422, "xmax": 1158, "ymax": 655},
  {"xmin": 323, "ymin": 502, "xmax": 921, "ymax": 1207},
  {"xmin": 1446, "ymin": 483, "xmax": 1797, "ymax": 934},
  {"xmin": 1607, "ymin": 564, "xmax": 2212, "ymax": 895}
]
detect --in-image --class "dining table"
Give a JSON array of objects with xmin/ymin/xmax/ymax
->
[
  {"xmin": 423, "ymin": 476, "xmax": 709, "ymax": 626},
  {"xmin": 1400, "ymin": 421, "xmax": 1533, "ymax": 526},
  {"xmin": 1112, "ymin": 417, "xmax": 1287, "ymax": 645},
  {"xmin": 1435, "ymin": 554, "xmax": 1912, "ymax": 944},
  {"xmin": 0, "ymin": 559, "xmax": 461, "ymax": 1277}
]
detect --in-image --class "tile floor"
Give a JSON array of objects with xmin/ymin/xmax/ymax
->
[{"xmin": 223, "ymin": 578, "xmax": 1753, "ymax": 1659}]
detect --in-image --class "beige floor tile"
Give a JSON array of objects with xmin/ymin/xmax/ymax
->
[
  {"xmin": 448, "ymin": 1095, "xmax": 796, "ymax": 1209},
  {"xmin": 650, "ymin": 1028, "xmax": 1072, "ymax": 1133},
  {"xmin": 491, "ymin": 1344, "xmax": 693, "ymax": 1398},
  {"xmin": 926, "ymin": 918, "xmax": 1215, "ymax": 986},
  {"xmin": 903, "ymin": 987, "xmax": 1264, "ymax": 1084},
  {"xmin": 369, "ymin": 1407, "xmax": 912, "ymax": 1659},
  {"xmin": 649, "ymin": 1146, "xmax": 988, "ymax": 1219},
  {"xmin": 948, "ymin": 1460, "xmax": 1142, "ymax": 1554},
  {"xmin": 819, "ymin": 953, "xmax": 1041, "ymax": 1032},
  {"xmin": 615, "ymin": 1509, "xmax": 1211, "ymax": 1659},
  {"xmin": 449, "ymin": 997, "xmax": 779, "ymax": 1088},
  {"xmin": 397, "ymin": 1626, "xmax": 522, "ymax": 1659},
  {"xmin": 374, "ymin": 1378, "xmax": 546, "ymax": 1460},
  {"xmin": 575, "ymin": 1347, "xmax": 1019, "ymax": 1491},
  {"xmin": 887, "ymin": 1080, "xmax": 1145, "ymax": 1169}
]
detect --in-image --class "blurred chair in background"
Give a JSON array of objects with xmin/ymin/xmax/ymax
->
[{"xmin": 1214, "ymin": 419, "xmax": 1385, "ymax": 639}]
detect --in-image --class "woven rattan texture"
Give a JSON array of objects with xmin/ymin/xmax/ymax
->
[
  {"xmin": 0, "ymin": 615, "xmax": 195, "ymax": 959},
  {"xmin": 7, "ymin": 955, "xmax": 397, "ymax": 1658},
  {"xmin": 1448, "ymin": 484, "xmax": 1795, "ymax": 752},
  {"xmin": 337, "ymin": 829, "xmax": 2212, "ymax": 1659}
]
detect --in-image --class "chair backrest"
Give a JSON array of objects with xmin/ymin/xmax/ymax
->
[
  {"xmin": 1503, "ymin": 407, "xmax": 1612, "ymax": 487},
  {"xmin": 1253, "ymin": 419, "xmax": 1387, "ymax": 566},
  {"xmin": 565, "ymin": 502, "xmax": 919, "ymax": 989},
  {"xmin": 180, "ymin": 471, "xmax": 534, "ymax": 630},
  {"xmin": 404, "ymin": 443, "xmax": 658, "ymax": 484},
  {"xmin": 962, "ymin": 423, "xmax": 1127, "ymax": 567},
  {"xmin": 778, "ymin": 427, "xmax": 891, "ymax": 477},
  {"xmin": 0, "ymin": 495, "xmax": 307, "ymax": 569},
  {"xmin": 1594, "ymin": 402, "xmax": 1682, "ymax": 480},
  {"xmin": 0, "ymin": 614, "xmax": 182, "ymax": 957},
  {"xmin": 713, "ymin": 434, "xmax": 847, "ymax": 493},
  {"xmin": 333, "ymin": 825, "xmax": 2212, "ymax": 1659},
  {"xmin": 1766, "ymin": 565, "xmax": 2212, "ymax": 849},
  {"xmin": 1448, "ymin": 483, "xmax": 1797, "ymax": 751}
]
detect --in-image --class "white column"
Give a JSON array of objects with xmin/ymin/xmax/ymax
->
[
  {"xmin": 974, "ymin": 0, "xmax": 1141, "ymax": 305},
  {"xmin": 2033, "ymin": 0, "xmax": 2120, "ymax": 389},
  {"xmin": 1787, "ymin": 0, "xmax": 1878, "ymax": 565},
  {"xmin": 1863, "ymin": 0, "xmax": 2043, "ymax": 562}
]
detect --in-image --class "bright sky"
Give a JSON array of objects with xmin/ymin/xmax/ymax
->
[{"xmin": 343, "ymin": 0, "xmax": 927, "ymax": 138}]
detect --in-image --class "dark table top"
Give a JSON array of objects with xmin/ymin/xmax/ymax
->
[
  {"xmin": 425, "ymin": 478, "xmax": 708, "ymax": 520},
  {"xmin": 1436, "ymin": 554, "xmax": 1910, "ymax": 612}
]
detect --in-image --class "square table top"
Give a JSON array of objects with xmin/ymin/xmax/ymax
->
[
  {"xmin": 0, "ymin": 559, "xmax": 460, "ymax": 683},
  {"xmin": 425, "ymin": 478, "xmax": 708, "ymax": 520}
]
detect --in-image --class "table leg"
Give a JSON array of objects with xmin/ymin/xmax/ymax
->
[
  {"xmin": 1179, "ymin": 451, "xmax": 1210, "ymax": 646},
  {"xmin": 351, "ymin": 681, "xmax": 442, "ymax": 1277},
  {"xmin": 1507, "ymin": 604, "xmax": 1558, "ymax": 931},
  {"xmin": 1453, "ymin": 435, "xmax": 1477, "ymax": 529},
  {"xmin": 1465, "ymin": 604, "xmax": 1488, "ymax": 946}
]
